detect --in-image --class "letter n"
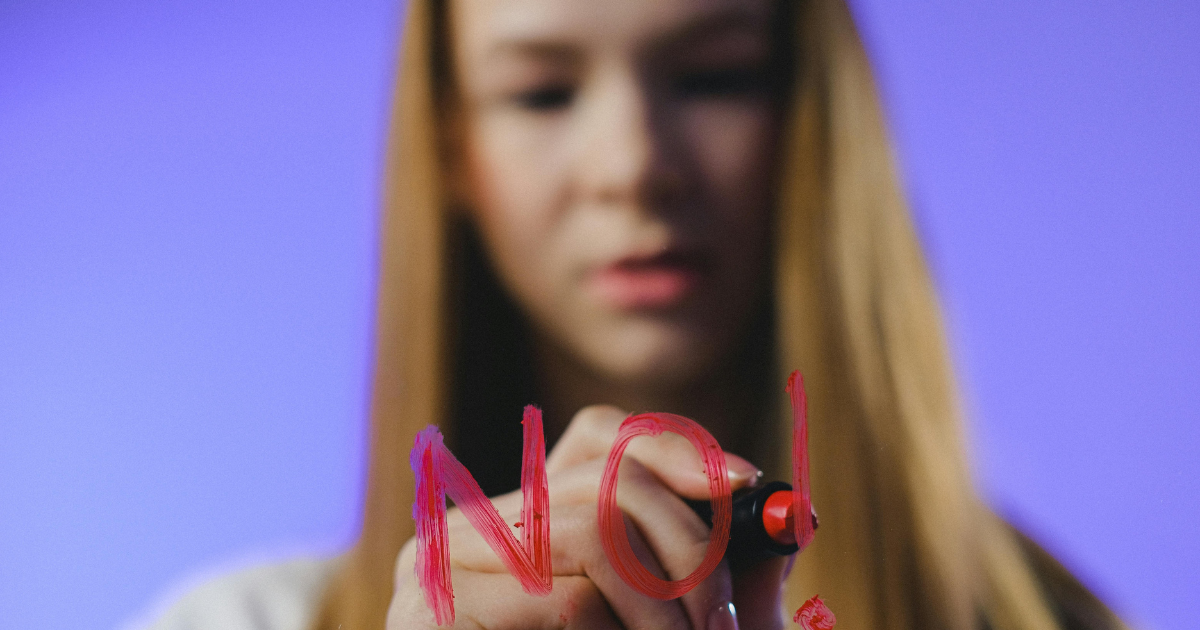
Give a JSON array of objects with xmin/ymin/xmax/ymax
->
[{"xmin": 410, "ymin": 406, "xmax": 552, "ymax": 626}]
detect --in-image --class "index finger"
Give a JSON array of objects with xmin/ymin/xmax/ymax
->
[{"xmin": 547, "ymin": 405, "xmax": 761, "ymax": 499}]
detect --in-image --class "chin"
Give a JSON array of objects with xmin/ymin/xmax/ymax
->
[{"xmin": 581, "ymin": 323, "xmax": 720, "ymax": 388}]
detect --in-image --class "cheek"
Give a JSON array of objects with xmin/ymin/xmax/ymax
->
[
  {"xmin": 680, "ymin": 102, "xmax": 776, "ymax": 247},
  {"xmin": 468, "ymin": 118, "xmax": 561, "ymax": 234},
  {"xmin": 464, "ymin": 115, "xmax": 575, "ymax": 305},
  {"xmin": 681, "ymin": 102, "xmax": 776, "ymax": 204}
]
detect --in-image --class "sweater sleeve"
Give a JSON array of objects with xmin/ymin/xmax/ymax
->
[{"xmin": 126, "ymin": 557, "xmax": 341, "ymax": 630}]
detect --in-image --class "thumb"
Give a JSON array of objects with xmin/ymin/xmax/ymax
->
[{"xmin": 731, "ymin": 555, "xmax": 790, "ymax": 630}]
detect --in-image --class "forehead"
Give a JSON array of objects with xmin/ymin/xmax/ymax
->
[{"xmin": 449, "ymin": 0, "xmax": 775, "ymax": 58}]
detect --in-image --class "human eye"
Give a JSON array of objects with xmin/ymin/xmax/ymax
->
[
  {"xmin": 512, "ymin": 83, "xmax": 575, "ymax": 111},
  {"xmin": 673, "ymin": 65, "xmax": 770, "ymax": 99}
]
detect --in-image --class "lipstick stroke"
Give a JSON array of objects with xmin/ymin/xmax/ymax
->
[
  {"xmin": 410, "ymin": 406, "xmax": 551, "ymax": 626},
  {"xmin": 795, "ymin": 594, "xmax": 837, "ymax": 630},
  {"xmin": 787, "ymin": 371, "xmax": 816, "ymax": 552},
  {"xmin": 598, "ymin": 412, "xmax": 733, "ymax": 599}
]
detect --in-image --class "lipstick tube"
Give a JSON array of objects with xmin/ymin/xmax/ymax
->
[{"xmin": 687, "ymin": 480, "xmax": 818, "ymax": 570}]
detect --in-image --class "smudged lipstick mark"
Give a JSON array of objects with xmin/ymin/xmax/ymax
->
[
  {"xmin": 794, "ymin": 595, "xmax": 836, "ymax": 630},
  {"xmin": 787, "ymin": 372, "xmax": 816, "ymax": 553},
  {"xmin": 410, "ymin": 406, "xmax": 552, "ymax": 626},
  {"xmin": 597, "ymin": 412, "xmax": 733, "ymax": 599}
]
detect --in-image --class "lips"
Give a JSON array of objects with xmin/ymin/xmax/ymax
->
[{"xmin": 589, "ymin": 249, "xmax": 712, "ymax": 310}]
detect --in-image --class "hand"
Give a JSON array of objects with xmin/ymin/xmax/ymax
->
[{"xmin": 387, "ymin": 405, "xmax": 789, "ymax": 630}]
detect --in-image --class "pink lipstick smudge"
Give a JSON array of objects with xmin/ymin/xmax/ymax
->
[
  {"xmin": 410, "ymin": 406, "xmax": 552, "ymax": 626},
  {"xmin": 794, "ymin": 595, "xmax": 836, "ymax": 630},
  {"xmin": 597, "ymin": 411, "xmax": 733, "ymax": 599},
  {"xmin": 787, "ymin": 371, "xmax": 816, "ymax": 553}
]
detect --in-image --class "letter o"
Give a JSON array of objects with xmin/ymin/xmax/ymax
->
[{"xmin": 597, "ymin": 412, "xmax": 732, "ymax": 600}]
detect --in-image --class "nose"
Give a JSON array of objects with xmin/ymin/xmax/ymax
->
[{"xmin": 578, "ymin": 70, "xmax": 684, "ymax": 212}]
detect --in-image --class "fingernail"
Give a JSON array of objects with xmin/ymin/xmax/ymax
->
[
  {"xmin": 726, "ymin": 467, "xmax": 762, "ymax": 488},
  {"xmin": 708, "ymin": 602, "xmax": 739, "ymax": 630},
  {"xmin": 726, "ymin": 469, "xmax": 761, "ymax": 490},
  {"xmin": 725, "ymin": 455, "xmax": 761, "ymax": 488}
]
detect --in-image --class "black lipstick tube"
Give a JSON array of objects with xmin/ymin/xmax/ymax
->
[{"xmin": 687, "ymin": 480, "xmax": 817, "ymax": 570}]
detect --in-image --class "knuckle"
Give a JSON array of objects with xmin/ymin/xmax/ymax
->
[
  {"xmin": 615, "ymin": 455, "xmax": 653, "ymax": 483},
  {"xmin": 548, "ymin": 406, "xmax": 628, "ymax": 471},
  {"xmin": 552, "ymin": 577, "xmax": 605, "ymax": 628},
  {"xmin": 393, "ymin": 537, "xmax": 419, "ymax": 585},
  {"xmin": 572, "ymin": 404, "xmax": 625, "ymax": 434},
  {"xmin": 552, "ymin": 505, "xmax": 613, "ymax": 574},
  {"xmin": 687, "ymin": 535, "xmax": 716, "ymax": 562},
  {"xmin": 562, "ymin": 504, "xmax": 603, "ymax": 547},
  {"xmin": 557, "ymin": 576, "xmax": 600, "ymax": 606}
]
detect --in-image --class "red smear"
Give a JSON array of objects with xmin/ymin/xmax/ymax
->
[
  {"xmin": 597, "ymin": 412, "xmax": 732, "ymax": 600},
  {"xmin": 793, "ymin": 595, "xmax": 836, "ymax": 630},
  {"xmin": 411, "ymin": 427, "xmax": 453, "ymax": 625},
  {"xmin": 786, "ymin": 371, "xmax": 816, "ymax": 552},
  {"xmin": 410, "ymin": 406, "xmax": 552, "ymax": 626}
]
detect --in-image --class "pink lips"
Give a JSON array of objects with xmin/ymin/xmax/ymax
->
[{"xmin": 589, "ymin": 250, "xmax": 709, "ymax": 310}]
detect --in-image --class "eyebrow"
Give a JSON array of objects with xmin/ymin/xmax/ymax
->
[
  {"xmin": 486, "ymin": 40, "xmax": 582, "ymax": 65},
  {"xmin": 482, "ymin": 6, "xmax": 768, "ymax": 63},
  {"xmin": 654, "ymin": 7, "xmax": 770, "ymax": 53}
]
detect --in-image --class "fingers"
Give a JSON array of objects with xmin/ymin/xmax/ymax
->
[
  {"xmin": 437, "ymin": 496, "xmax": 691, "ymax": 630},
  {"xmin": 392, "ymin": 532, "xmax": 629, "ymax": 630},
  {"xmin": 544, "ymin": 405, "xmax": 625, "ymax": 473},
  {"xmin": 681, "ymin": 559, "xmax": 737, "ymax": 630},
  {"xmin": 389, "ymin": 571, "xmax": 624, "ymax": 630},
  {"xmin": 731, "ymin": 556, "xmax": 789, "ymax": 630},
  {"xmin": 551, "ymin": 505, "xmax": 694, "ymax": 630},
  {"xmin": 547, "ymin": 405, "xmax": 761, "ymax": 499},
  {"xmin": 396, "ymin": 403, "xmax": 773, "ymax": 630},
  {"xmin": 547, "ymin": 457, "xmax": 737, "ymax": 630},
  {"xmin": 601, "ymin": 458, "xmax": 735, "ymax": 630}
]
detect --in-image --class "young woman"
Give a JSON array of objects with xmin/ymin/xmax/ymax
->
[{"xmin": 142, "ymin": 0, "xmax": 1128, "ymax": 629}]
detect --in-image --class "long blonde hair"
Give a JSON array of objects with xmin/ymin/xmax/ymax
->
[{"xmin": 313, "ymin": 1, "xmax": 1126, "ymax": 629}]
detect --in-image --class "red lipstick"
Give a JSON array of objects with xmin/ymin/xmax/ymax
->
[
  {"xmin": 589, "ymin": 250, "xmax": 708, "ymax": 309},
  {"xmin": 688, "ymin": 481, "xmax": 819, "ymax": 570}
]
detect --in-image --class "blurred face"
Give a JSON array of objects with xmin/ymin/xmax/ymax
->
[{"xmin": 448, "ymin": 0, "xmax": 782, "ymax": 387}]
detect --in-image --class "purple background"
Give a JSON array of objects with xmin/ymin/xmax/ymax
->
[{"xmin": 1, "ymin": 1, "xmax": 1195, "ymax": 629}]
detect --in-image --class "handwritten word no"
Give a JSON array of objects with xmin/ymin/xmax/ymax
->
[{"xmin": 410, "ymin": 371, "xmax": 816, "ymax": 625}]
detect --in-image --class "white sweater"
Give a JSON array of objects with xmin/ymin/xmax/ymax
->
[{"xmin": 128, "ymin": 557, "xmax": 340, "ymax": 630}]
